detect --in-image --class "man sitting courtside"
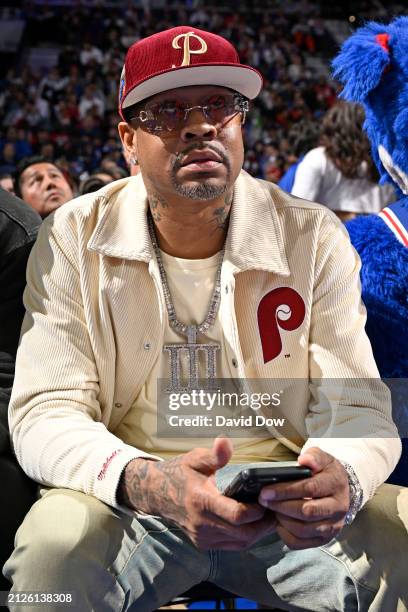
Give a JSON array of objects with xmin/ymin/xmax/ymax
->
[{"xmin": 4, "ymin": 26, "xmax": 407, "ymax": 612}]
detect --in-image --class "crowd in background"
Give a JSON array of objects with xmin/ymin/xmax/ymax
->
[{"xmin": 0, "ymin": 0, "xmax": 404, "ymax": 194}]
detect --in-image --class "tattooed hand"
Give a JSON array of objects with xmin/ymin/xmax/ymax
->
[
  {"xmin": 118, "ymin": 437, "xmax": 277, "ymax": 551},
  {"xmin": 259, "ymin": 448, "xmax": 350, "ymax": 550}
]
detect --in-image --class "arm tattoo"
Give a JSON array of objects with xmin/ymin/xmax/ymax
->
[{"xmin": 118, "ymin": 457, "xmax": 188, "ymax": 524}]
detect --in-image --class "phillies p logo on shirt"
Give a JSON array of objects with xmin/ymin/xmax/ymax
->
[{"xmin": 257, "ymin": 288, "xmax": 306, "ymax": 363}]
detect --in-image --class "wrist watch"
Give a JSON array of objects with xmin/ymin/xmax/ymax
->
[{"xmin": 339, "ymin": 461, "xmax": 364, "ymax": 525}]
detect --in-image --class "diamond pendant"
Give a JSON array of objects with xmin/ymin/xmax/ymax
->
[{"xmin": 164, "ymin": 325, "xmax": 220, "ymax": 393}]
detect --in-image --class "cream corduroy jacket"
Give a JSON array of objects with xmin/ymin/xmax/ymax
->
[{"xmin": 9, "ymin": 171, "xmax": 401, "ymax": 509}]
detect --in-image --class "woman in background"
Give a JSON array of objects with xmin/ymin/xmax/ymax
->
[{"xmin": 291, "ymin": 101, "xmax": 395, "ymax": 221}]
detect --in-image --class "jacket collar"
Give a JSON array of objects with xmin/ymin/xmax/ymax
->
[
  {"xmin": 226, "ymin": 171, "xmax": 290, "ymax": 275},
  {"xmin": 88, "ymin": 171, "xmax": 290, "ymax": 276},
  {"xmin": 87, "ymin": 175, "xmax": 152, "ymax": 262}
]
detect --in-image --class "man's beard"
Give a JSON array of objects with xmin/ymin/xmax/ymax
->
[
  {"xmin": 171, "ymin": 144, "xmax": 231, "ymax": 201},
  {"xmin": 171, "ymin": 179, "xmax": 228, "ymax": 200}
]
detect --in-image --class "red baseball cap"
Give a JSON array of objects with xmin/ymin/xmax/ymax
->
[{"xmin": 118, "ymin": 26, "xmax": 263, "ymax": 119}]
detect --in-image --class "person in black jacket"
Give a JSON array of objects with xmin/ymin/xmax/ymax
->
[{"xmin": 0, "ymin": 187, "xmax": 40, "ymax": 590}]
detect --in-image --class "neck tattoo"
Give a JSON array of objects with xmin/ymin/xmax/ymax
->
[{"xmin": 148, "ymin": 213, "xmax": 225, "ymax": 393}]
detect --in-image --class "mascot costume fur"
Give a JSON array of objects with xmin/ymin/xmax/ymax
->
[{"xmin": 332, "ymin": 16, "xmax": 408, "ymax": 484}]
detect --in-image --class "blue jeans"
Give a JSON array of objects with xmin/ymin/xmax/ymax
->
[{"xmin": 3, "ymin": 478, "xmax": 408, "ymax": 612}]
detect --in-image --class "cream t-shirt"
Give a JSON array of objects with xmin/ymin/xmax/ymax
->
[{"xmin": 115, "ymin": 250, "xmax": 293, "ymax": 463}]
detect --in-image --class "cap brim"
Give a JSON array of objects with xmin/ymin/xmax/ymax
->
[{"xmin": 121, "ymin": 64, "xmax": 263, "ymax": 110}]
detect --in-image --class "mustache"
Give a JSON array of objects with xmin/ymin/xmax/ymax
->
[{"xmin": 172, "ymin": 143, "xmax": 230, "ymax": 172}]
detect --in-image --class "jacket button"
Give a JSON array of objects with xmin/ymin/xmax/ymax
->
[
  {"xmin": 225, "ymin": 286, "xmax": 229, "ymax": 294},
  {"xmin": 114, "ymin": 402, "xmax": 122, "ymax": 408},
  {"xmin": 144, "ymin": 342, "xmax": 151, "ymax": 350},
  {"xmin": 232, "ymin": 358, "xmax": 238, "ymax": 368}
]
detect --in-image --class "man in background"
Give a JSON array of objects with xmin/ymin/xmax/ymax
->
[{"xmin": 14, "ymin": 155, "xmax": 74, "ymax": 218}]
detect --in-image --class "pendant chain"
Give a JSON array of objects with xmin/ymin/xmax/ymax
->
[{"xmin": 147, "ymin": 213, "xmax": 224, "ymax": 338}]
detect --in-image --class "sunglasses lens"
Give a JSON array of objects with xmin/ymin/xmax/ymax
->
[
  {"xmin": 158, "ymin": 100, "xmax": 187, "ymax": 131},
  {"xmin": 205, "ymin": 94, "xmax": 237, "ymax": 124},
  {"xmin": 136, "ymin": 93, "xmax": 246, "ymax": 133}
]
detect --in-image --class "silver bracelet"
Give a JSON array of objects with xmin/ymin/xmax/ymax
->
[{"xmin": 340, "ymin": 461, "xmax": 364, "ymax": 525}]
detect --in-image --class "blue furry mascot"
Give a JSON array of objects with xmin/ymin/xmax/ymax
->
[{"xmin": 332, "ymin": 16, "xmax": 408, "ymax": 485}]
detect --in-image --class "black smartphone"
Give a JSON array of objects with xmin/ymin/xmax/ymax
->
[{"xmin": 223, "ymin": 465, "xmax": 312, "ymax": 502}]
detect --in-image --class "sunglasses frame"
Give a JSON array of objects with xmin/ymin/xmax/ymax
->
[{"xmin": 130, "ymin": 92, "xmax": 249, "ymax": 134}]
